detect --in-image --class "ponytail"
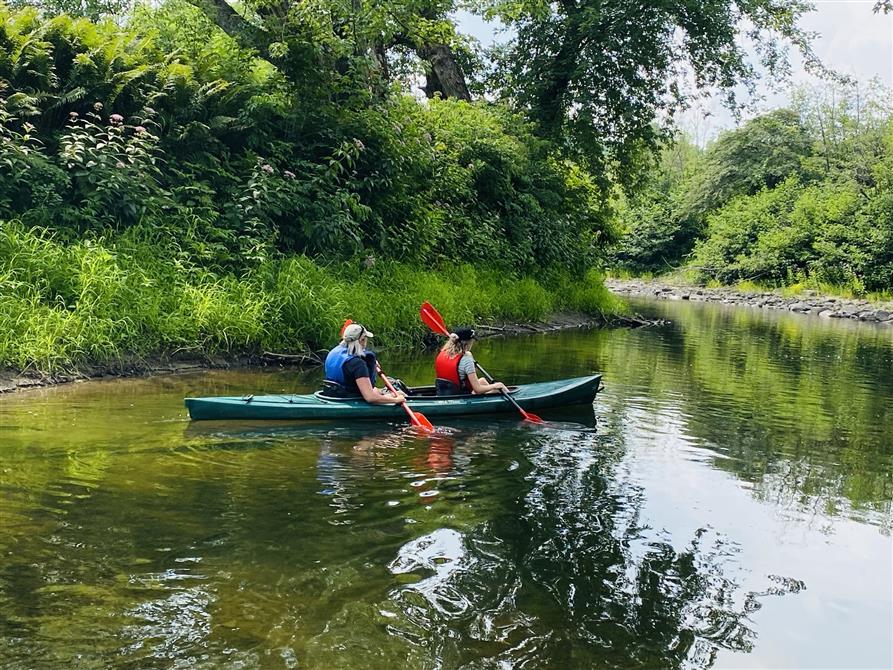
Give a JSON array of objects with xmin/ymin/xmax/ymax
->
[{"xmin": 440, "ymin": 333, "xmax": 466, "ymax": 357}]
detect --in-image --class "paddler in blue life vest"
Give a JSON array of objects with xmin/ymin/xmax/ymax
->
[
  {"xmin": 323, "ymin": 323, "xmax": 406, "ymax": 404},
  {"xmin": 434, "ymin": 327, "xmax": 507, "ymax": 396}
]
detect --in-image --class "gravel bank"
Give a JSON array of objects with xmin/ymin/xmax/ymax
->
[{"xmin": 606, "ymin": 278, "xmax": 893, "ymax": 326}]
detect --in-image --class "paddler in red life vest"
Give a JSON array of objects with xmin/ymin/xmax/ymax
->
[
  {"xmin": 434, "ymin": 327, "xmax": 508, "ymax": 396},
  {"xmin": 322, "ymin": 323, "xmax": 406, "ymax": 404}
]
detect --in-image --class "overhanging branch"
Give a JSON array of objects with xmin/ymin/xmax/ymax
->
[{"xmin": 188, "ymin": 0, "xmax": 274, "ymax": 61}]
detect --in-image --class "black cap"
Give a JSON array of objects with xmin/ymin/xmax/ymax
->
[{"xmin": 455, "ymin": 327, "xmax": 476, "ymax": 342}]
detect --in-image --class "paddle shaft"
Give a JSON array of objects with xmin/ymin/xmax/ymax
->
[
  {"xmin": 376, "ymin": 364, "xmax": 434, "ymax": 432},
  {"xmin": 472, "ymin": 361, "xmax": 534, "ymax": 417}
]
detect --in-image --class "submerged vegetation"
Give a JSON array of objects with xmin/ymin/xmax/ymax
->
[{"xmin": 0, "ymin": 0, "xmax": 830, "ymax": 371}]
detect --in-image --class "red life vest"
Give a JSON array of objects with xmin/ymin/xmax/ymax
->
[{"xmin": 435, "ymin": 350, "xmax": 472, "ymax": 394}]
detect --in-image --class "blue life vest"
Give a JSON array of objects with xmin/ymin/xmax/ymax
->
[{"xmin": 324, "ymin": 345, "xmax": 377, "ymax": 389}]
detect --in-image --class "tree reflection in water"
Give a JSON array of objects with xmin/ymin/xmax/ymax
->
[{"xmin": 379, "ymin": 425, "xmax": 794, "ymax": 669}]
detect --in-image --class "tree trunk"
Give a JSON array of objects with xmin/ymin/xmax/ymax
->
[
  {"xmin": 187, "ymin": 1, "xmax": 473, "ymax": 102},
  {"xmin": 418, "ymin": 44, "xmax": 471, "ymax": 101},
  {"xmin": 187, "ymin": 0, "xmax": 273, "ymax": 61},
  {"xmin": 372, "ymin": 43, "xmax": 390, "ymax": 81},
  {"xmin": 533, "ymin": 17, "xmax": 580, "ymax": 138}
]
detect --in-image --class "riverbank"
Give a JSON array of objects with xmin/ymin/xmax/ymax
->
[
  {"xmin": 0, "ymin": 311, "xmax": 652, "ymax": 394},
  {"xmin": 606, "ymin": 278, "xmax": 893, "ymax": 325},
  {"xmin": 1, "ymin": 220, "xmax": 625, "ymax": 379}
]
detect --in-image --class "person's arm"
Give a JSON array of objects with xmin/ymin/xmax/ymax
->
[
  {"xmin": 356, "ymin": 376, "xmax": 405, "ymax": 404},
  {"xmin": 466, "ymin": 371, "xmax": 507, "ymax": 395},
  {"xmin": 460, "ymin": 354, "xmax": 506, "ymax": 394}
]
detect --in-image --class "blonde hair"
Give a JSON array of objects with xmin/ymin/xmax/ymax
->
[
  {"xmin": 341, "ymin": 338, "xmax": 366, "ymax": 357},
  {"xmin": 440, "ymin": 333, "xmax": 470, "ymax": 357}
]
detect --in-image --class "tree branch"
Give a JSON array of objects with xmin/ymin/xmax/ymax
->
[{"xmin": 187, "ymin": 0, "xmax": 273, "ymax": 60}]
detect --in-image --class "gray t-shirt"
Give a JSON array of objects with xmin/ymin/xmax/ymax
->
[{"xmin": 457, "ymin": 352, "xmax": 476, "ymax": 386}]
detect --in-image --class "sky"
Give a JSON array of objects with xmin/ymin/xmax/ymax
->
[{"xmin": 455, "ymin": 1, "xmax": 893, "ymax": 140}]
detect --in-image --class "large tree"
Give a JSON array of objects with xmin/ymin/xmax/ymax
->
[
  {"xmin": 486, "ymin": 0, "xmax": 819, "ymax": 179},
  {"xmin": 185, "ymin": 0, "xmax": 472, "ymax": 100},
  {"xmin": 13, "ymin": 0, "xmax": 825, "ymax": 184}
]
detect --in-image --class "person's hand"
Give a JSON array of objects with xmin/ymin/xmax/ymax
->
[{"xmin": 381, "ymin": 388, "xmax": 406, "ymax": 402}]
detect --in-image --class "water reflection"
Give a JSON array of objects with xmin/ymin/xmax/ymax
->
[
  {"xmin": 596, "ymin": 300, "xmax": 893, "ymax": 528},
  {"xmin": 422, "ymin": 434, "xmax": 455, "ymax": 474},
  {"xmin": 1, "ymin": 299, "xmax": 891, "ymax": 668},
  {"xmin": 367, "ymin": 426, "xmax": 786, "ymax": 669}
]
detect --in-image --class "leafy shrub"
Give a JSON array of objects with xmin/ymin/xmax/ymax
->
[
  {"xmin": 680, "ymin": 109, "xmax": 812, "ymax": 225},
  {"xmin": 0, "ymin": 5, "xmax": 608, "ymax": 275},
  {"xmin": 58, "ymin": 106, "xmax": 168, "ymax": 230},
  {"xmin": 608, "ymin": 135, "xmax": 704, "ymax": 272},
  {"xmin": 692, "ymin": 176, "xmax": 892, "ymax": 293}
]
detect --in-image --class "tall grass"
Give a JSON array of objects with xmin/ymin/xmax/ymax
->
[{"xmin": 0, "ymin": 221, "xmax": 620, "ymax": 372}]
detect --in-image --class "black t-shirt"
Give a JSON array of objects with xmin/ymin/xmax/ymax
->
[{"xmin": 342, "ymin": 356, "xmax": 371, "ymax": 394}]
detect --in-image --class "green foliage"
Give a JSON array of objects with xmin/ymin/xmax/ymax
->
[
  {"xmin": 608, "ymin": 135, "xmax": 704, "ymax": 272},
  {"xmin": 681, "ymin": 109, "xmax": 813, "ymax": 224},
  {"xmin": 793, "ymin": 79, "xmax": 893, "ymax": 185},
  {"xmin": 59, "ymin": 107, "xmax": 168, "ymax": 229},
  {"xmin": 691, "ymin": 174, "xmax": 893, "ymax": 292},
  {"xmin": 0, "ymin": 221, "xmax": 617, "ymax": 372},
  {"xmin": 487, "ymin": 0, "xmax": 817, "ymax": 182},
  {"xmin": 0, "ymin": 4, "xmax": 606, "ymax": 274},
  {"xmin": 7, "ymin": 0, "xmax": 132, "ymax": 21},
  {"xmin": 0, "ymin": 220, "xmax": 270, "ymax": 368},
  {"xmin": 691, "ymin": 177, "xmax": 811, "ymax": 283},
  {"xmin": 611, "ymin": 83, "xmax": 893, "ymax": 293}
]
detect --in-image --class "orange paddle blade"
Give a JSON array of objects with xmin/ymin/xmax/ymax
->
[
  {"xmin": 377, "ymin": 363, "xmax": 435, "ymax": 434},
  {"xmin": 520, "ymin": 409, "xmax": 545, "ymax": 423},
  {"xmin": 419, "ymin": 302, "xmax": 449, "ymax": 336},
  {"xmin": 410, "ymin": 410, "xmax": 435, "ymax": 433}
]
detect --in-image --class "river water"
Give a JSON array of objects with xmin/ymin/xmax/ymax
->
[{"xmin": 1, "ymin": 299, "xmax": 891, "ymax": 669}]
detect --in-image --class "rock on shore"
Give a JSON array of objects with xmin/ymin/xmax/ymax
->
[{"xmin": 605, "ymin": 279, "xmax": 893, "ymax": 326}]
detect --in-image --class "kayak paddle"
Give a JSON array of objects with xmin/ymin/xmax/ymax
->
[
  {"xmin": 419, "ymin": 302, "xmax": 545, "ymax": 424},
  {"xmin": 376, "ymin": 362, "xmax": 435, "ymax": 433}
]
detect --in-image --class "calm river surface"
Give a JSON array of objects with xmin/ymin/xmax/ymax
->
[{"xmin": 1, "ymin": 299, "xmax": 891, "ymax": 669}]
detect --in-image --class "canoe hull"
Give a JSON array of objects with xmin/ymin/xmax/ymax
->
[{"xmin": 185, "ymin": 374, "xmax": 602, "ymax": 421}]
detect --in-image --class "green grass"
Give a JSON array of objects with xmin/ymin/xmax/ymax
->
[
  {"xmin": 0, "ymin": 222, "xmax": 621, "ymax": 372},
  {"xmin": 603, "ymin": 268, "xmax": 655, "ymax": 280},
  {"xmin": 776, "ymin": 280, "xmax": 893, "ymax": 304}
]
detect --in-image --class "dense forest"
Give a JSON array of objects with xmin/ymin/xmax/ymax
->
[
  {"xmin": 609, "ymin": 81, "xmax": 893, "ymax": 296},
  {"xmin": 0, "ymin": 0, "xmax": 867, "ymax": 371}
]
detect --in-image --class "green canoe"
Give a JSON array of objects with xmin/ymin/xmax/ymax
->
[{"xmin": 185, "ymin": 374, "xmax": 602, "ymax": 421}]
